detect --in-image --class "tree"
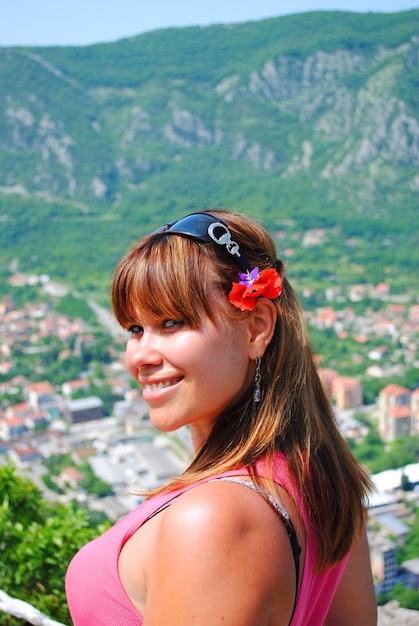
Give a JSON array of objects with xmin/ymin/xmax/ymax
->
[
  {"xmin": 382, "ymin": 584, "xmax": 419, "ymax": 612},
  {"xmin": 0, "ymin": 463, "xmax": 109, "ymax": 625},
  {"xmin": 398, "ymin": 508, "xmax": 419, "ymax": 564}
]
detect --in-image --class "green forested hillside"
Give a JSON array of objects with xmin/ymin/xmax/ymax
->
[{"xmin": 0, "ymin": 10, "xmax": 418, "ymax": 298}]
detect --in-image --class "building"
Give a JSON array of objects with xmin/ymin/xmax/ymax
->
[
  {"xmin": 370, "ymin": 536, "xmax": 398, "ymax": 595},
  {"xmin": 411, "ymin": 388, "xmax": 419, "ymax": 436},
  {"xmin": 368, "ymin": 345, "xmax": 389, "ymax": 361},
  {"xmin": 61, "ymin": 378, "xmax": 91, "ymax": 397},
  {"xmin": 318, "ymin": 368, "xmax": 339, "ymax": 397},
  {"xmin": 23, "ymin": 412, "xmax": 49, "ymax": 434},
  {"xmin": 387, "ymin": 405, "xmax": 412, "ymax": 440},
  {"xmin": 332, "ymin": 376, "xmax": 363, "ymax": 409},
  {"xmin": 0, "ymin": 416, "xmax": 28, "ymax": 440},
  {"xmin": 65, "ymin": 396, "xmax": 105, "ymax": 424},
  {"xmin": 57, "ymin": 467, "xmax": 85, "ymax": 490},
  {"xmin": 378, "ymin": 384, "xmax": 413, "ymax": 441},
  {"xmin": 401, "ymin": 558, "xmax": 419, "ymax": 590},
  {"xmin": 5, "ymin": 402, "xmax": 33, "ymax": 420},
  {"xmin": 24, "ymin": 381, "xmax": 55, "ymax": 411},
  {"xmin": 8, "ymin": 443, "xmax": 41, "ymax": 464}
]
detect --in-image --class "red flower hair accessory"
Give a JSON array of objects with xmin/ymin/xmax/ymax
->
[{"xmin": 229, "ymin": 267, "xmax": 283, "ymax": 311}]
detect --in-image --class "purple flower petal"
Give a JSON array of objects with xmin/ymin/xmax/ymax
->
[{"xmin": 238, "ymin": 267, "xmax": 259, "ymax": 286}]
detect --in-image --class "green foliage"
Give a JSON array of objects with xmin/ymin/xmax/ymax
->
[
  {"xmin": 55, "ymin": 293, "xmax": 97, "ymax": 324},
  {"xmin": 351, "ymin": 431, "xmax": 419, "ymax": 474},
  {"xmin": 398, "ymin": 508, "xmax": 419, "ymax": 565},
  {"xmin": 0, "ymin": 462, "xmax": 109, "ymax": 625},
  {"xmin": 378, "ymin": 584, "xmax": 419, "ymax": 611},
  {"xmin": 390, "ymin": 585, "xmax": 419, "ymax": 611},
  {"xmin": 34, "ymin": 11, "xmax": 419, "ymax": 87},
  {"xmin": 0, "ymin": 463, "xmax": 45, "ymax": 532},
  {"xmin": 0, "ymin": 10, "xmax": 418, "ymax": 297},
  {"xmin": 79, "ymin": 472, "xmax": 113, "ymax": 498},
  {"xmin": 43, "ymin": 453, "xmax": 113, "ymax": 497}
]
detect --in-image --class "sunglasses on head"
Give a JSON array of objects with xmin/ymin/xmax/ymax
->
[{"xmin": 155, "ymin": 212, "xmax": 252, "ymax": 273}]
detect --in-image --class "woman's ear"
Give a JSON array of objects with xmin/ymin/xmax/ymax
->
[{"xmin": 247, "ymin": 299, "xmax": 277, "ymax": 359}]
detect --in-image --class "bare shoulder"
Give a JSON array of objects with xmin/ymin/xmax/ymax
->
[
  {"xmin": 324, "ymin": 526, "xmax": 377, "ymax": 626},
  {"xmin": 143, "ymin": 479, "xmax": 296, "ymax": 625},
  {"xmin": 155, "ymin": 479, "xmax": 296, "ymax": 570},
  {"xmin": 164, "ymin": 479, "xmax": 291, "ymax": 543}
]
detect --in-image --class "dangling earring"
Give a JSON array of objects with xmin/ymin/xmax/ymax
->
[{"xmin": 254, "ymin": 354, "xmax": 262, "ymax": 403}]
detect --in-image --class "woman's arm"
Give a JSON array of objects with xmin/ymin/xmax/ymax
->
[
  {"xmin": 142, "ymin": 480, "xmax": 296, "ymax": 626},
  {"xmin": 324, "ymin": 526, "xmax": 377, "ymax": 626}
]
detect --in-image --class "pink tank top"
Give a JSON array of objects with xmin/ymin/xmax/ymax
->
[{"xmin": 65, "ymin": 456, "xmax": 348, "ymax": 625}]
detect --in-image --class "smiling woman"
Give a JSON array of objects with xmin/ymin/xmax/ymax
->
[{"xmin": 65, "ymin": 209, "xmax": 377, "ymax": 626}]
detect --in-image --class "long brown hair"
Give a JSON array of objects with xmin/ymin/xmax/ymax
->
[{"xmin": 111, "ymin": 210, "xmax": 371, "ymax": 571}]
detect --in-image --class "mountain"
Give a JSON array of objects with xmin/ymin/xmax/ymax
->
[{"xmin": 0, "ymin": 10, "xmax": 418, "ymax": 297}]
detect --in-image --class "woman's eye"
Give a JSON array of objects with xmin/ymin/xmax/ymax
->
[
  {"xmin": 163, "ymin": 319, "xmax": 184, "ymax": 330},
  {"xmin": 128, "ymin": 325, "xmax": 143, "ymax": 336}
]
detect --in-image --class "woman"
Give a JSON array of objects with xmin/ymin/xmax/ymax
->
[{"xmin": 66, "ymin": 210, "xmax": 377, "ymax": 625}]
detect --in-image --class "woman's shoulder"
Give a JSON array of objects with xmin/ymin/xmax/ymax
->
[
  {"xmin": 145, "ymin": 478, "xmax": 296, "ymax": 624},
  {"xmin": 157, "ymin": 478, "xmax": 298, "ymax": 581},
  {"xmin": 162, "ymin": 477, "xmax": 287, "ymax": 536},
  {"xmin": 156, "ymin": 457, "xmax": 301, "ymax": 556}
]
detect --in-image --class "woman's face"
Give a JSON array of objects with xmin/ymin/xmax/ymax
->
[{"xmin": 124, "ymin": 306, "xmax": 253, "ymax": 451}]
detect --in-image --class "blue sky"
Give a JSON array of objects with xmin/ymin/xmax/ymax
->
[{"xmin": 2, "ymin": 0, "xmax": 418, "ymax": 46}]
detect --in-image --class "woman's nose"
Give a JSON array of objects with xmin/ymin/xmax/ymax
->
[{"xmin": 126, "ymin": 332, "xmax": 163, "ymax": 370}]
